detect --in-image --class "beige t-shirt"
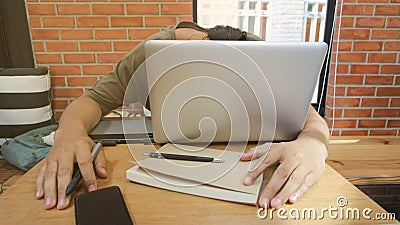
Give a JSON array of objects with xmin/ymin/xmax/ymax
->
[
  {"xmin": 84, "ymin": 25, "xmax": 177, "ymax": 114},
  {"xmin": 84, "ymin": 23, "xmax": 262, "ymax": 114}
]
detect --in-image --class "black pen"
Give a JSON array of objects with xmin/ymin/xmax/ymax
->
[
  {"xmin": 144, "ymin": 152, "xmax": 224, "ymax": 163},
  {"xmin": 66, "ymin": 141, "xmax": 103, "ymax": 195}
]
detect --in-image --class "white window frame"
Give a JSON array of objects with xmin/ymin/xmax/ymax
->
[
  {"xmin": 197, "ymin": 0, "xmax": 271, "ymax": 40},
  {"xmin": 237, "ymin": 0, "xmax": 271, "ymax": 39},
  {"xmin": 303, "ymin": 0, "xmax": 327, "ymax": 42}
]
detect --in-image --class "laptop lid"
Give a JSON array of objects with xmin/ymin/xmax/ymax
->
[{"xmin": 144, "ymin": 40, "xmax": 327, "ymax": 144}]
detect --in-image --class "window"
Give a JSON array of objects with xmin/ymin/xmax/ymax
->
[
  {"xmin": 303, "ymin": 0, "xmax": 327, "ymax": 42},
  {"xmin": 197, "ymin": 0, "xmax": 270, "ymax": 40},
  {"xmin": 237, "ymin": 1, "xmax": 269, "ymax": 39},
  {"xmin": 194, "ymin": 0, "xmax": 337, "ymax": 115}
]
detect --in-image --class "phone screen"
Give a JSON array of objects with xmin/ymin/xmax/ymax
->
[{"xmin": 74, "ymin": 186, "xmax": 134, "ymax": 225}]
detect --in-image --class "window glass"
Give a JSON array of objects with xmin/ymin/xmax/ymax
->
[{"xmin": 196, "ymin": 0, "xmax": 330, "ymax": 105}]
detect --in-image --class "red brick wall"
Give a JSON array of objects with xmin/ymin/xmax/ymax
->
[
  {"xmin": 25, "ymin": 0, "xmax": 192, "ymax": 120},
  {"xmin": 25, "ymin": 0, "xmax": 399, "ymax": 135},
  {"xmin": 326, "ymin": 0, "xmax": 400, "ymax": 136}
]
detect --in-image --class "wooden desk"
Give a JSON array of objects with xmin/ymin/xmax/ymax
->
[
  {"xmin": 327, "ymin": 136, "xmax": 400, "ymax": 185},
  {"xmin": 0, "ymin": 144, "xmax": 398, "ymax": 224}
]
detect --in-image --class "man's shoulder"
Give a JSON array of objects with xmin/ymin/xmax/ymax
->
[
  {"xmin": 122, "ymin": 25, "xmax": 176, "ymax": 60},
  {"xmin": 151, "ymin": 25, "xmax": 176, "ymax": 40}
]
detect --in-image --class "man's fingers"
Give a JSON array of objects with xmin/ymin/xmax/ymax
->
[
  {"xmin": 56, "ymin": 154, "xmax": 74, "ymax": 209},
  {"xmin": 75, "ymin": 148, "xmax": 97, "ymax": 192},
  {"xmin": 43, "ymin": 160, "xmax": 58, "ymax": 209},
  {"xmin": 289, "ymin": 172, "xmax": 321, "ymax": 204},
  {"xmin": 243, "ymin": 145, "xmax": 279, "ymax": 186},
  {"xmin": 288, "ymin": 162, "xmax": 325, "ymax": 204},
  {"xmin": 94, "ymin": 150, "xmax": 108, "ymax": 179},
  {"xmin": 36, "ymin": 163, "xmax": 47, "ymax": 199},
  {"xmin": 257, "ymin": 158, "xmax": 300, "ymax": 208},
  {"xmin": 270, "ymin": 166, "xmax": 311, "ymax": 208},
  {"xmin": 240, "ymin": 143, "xmax": 274, "ymax": 161}
]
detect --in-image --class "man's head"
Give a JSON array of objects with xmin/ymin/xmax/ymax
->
[
  {"xmin": 207, "ymin": 25, "xmax": 247, "ymax": 40},
  {"xmin": 175, "ymin": 22, "xmax": 247, "ymax": 41}
]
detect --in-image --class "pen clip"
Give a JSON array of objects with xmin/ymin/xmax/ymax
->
[{"xmin": 144, "ymin": 152, "xmax": 163, "ymax": 159}]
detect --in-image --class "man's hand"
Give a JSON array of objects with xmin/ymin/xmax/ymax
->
[
  {"xmin": 240, "ymin": 137, "xmax": 327, "ymax": 208},
  {"xmin": 35, "ymin": 96, "xmax": 105, "ymax": 210},
  {"xmin": 35, "ymin": 131, "xmax": 108, "ymax": 210}
]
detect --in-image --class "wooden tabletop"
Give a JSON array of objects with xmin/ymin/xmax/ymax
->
[
  {"xmin": 0, "ymin": 143, "xmax": 398, "ymax": 225},
  {"xmin": 327, "ymin": 136, "xmax": 400, "ymax": 185}
]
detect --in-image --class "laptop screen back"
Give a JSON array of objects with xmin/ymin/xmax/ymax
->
[{"xmin": 144, "ymin": 40, "xmax": 327, "ymax": 144}]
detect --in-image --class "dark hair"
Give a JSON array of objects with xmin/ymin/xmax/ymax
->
[
  {"xmin": 176, "ymin": 22, "xmax": 247, "ymax": 40},
  {"xmin": 207, "ymin": 25, "xmax": 247, "ymax": 40}
]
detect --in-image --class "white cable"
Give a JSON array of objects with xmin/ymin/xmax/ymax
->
[
  {"xmin": 316, "ymin": 0, "xmax": 342, "ymax": 135},
  {"xmin": 317, "ymin": 1, "xmax": 337, "ymax": 113},
  {"xmin": 330, "ymin": 1, "xmax": 344, "ymax": 135}
]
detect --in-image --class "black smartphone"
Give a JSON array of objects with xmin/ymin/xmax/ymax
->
[{"xmin": 74, "ymin": 186, "xmax": 134, "ymax": 225}]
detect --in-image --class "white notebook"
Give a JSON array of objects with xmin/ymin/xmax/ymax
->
[{"xmin": 126, "ymin": 143, "xmax": 263, "ymax": 205}]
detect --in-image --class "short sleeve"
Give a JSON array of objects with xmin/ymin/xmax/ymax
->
[
  {"xmin": 84, "ymin": 52, "xmax": 141, "ymax": 115},
  {"xmin": 84, "ymin": 26, "xmax": 177, "ymax": 115}
]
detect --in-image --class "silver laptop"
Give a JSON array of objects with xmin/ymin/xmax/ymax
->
[{"xmin": 144, "ymin": 40, "xmax": 327, "ymax": 143}]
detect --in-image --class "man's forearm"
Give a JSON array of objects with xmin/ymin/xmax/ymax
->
[
  {"xmin": 297, "ymin": 106, "xmax": 330, "ymax": 149},
  {"xmin": 57, "ymin": 96, "xmax": 103, "ymax": 136}
]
